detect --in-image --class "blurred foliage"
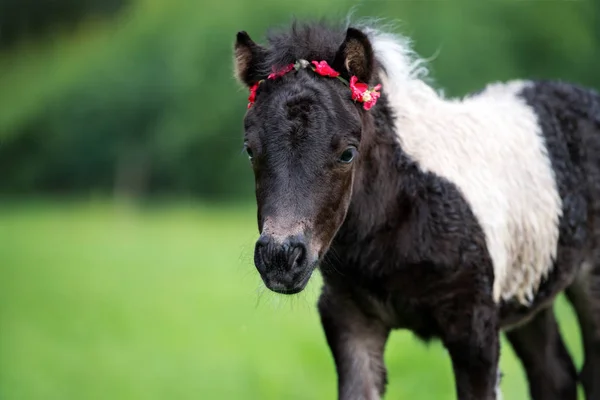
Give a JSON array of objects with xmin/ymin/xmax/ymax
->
[{"xmin": 0, "ymin": 0, "xmax": 599, "ymax": 200}]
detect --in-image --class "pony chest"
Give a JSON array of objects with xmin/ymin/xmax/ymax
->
[{"xmin": 348, "ymin": 284, "xmax": 440, "ymax": 340}]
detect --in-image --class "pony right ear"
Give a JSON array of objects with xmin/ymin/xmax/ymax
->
[
  {"xmin": 234, "ymin": 31, "xmax": 267, "ymax": 87},
  {"xmin": 333, "ymin": 27, "xmax": 374, "ymax": 84}
]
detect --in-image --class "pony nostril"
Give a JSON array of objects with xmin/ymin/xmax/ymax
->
[
  {"xmin": 288, "ymin": 243, "xmax": 307, "ymax": 269},
  {"xmin": 257, "ymin": 234, "xmax": 270, "ymax": 247},
  {"xmin": 254, "ymin": 235, "xmax": 271, "ymax": 272}
]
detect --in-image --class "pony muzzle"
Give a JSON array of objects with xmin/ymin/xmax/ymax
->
[{"xmin": 254, "ymin": 233, "xmax": 316, "ymax": 294}]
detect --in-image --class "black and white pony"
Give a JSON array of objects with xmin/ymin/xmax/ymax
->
[{"xmin": 233, "ymin": 19, "xmax": 600, "ymax": 400}]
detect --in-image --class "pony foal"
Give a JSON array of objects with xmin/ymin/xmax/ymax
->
[{"xmin": 233, "ymin": 20, "xmax": 600, "ymax": 400}]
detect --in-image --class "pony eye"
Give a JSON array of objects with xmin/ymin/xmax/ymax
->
[
  {"xmin": 339, "ymin": 147, "xmax": 357, "ymax": 164},
  {"xmin": 244, "ymin": 145, "xmax": 254, "ymax": 160}
]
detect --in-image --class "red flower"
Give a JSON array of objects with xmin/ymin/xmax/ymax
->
[
  {"xmin": 268, "ymin": 63, "xmax": 294, "ymax": 80},
  {"xmin": 349, "ymin": 76, "xmax": 382, "ymax": 110},
  {"xmin": 362, "ymin": 84, "xmax": 382, "ymax": 110},
  {"xmin": 349, "ymin": 76, "xmax": 369, "ymax": 101},
  {"xmin": 311, "ymin": 61, "xmax": 340, "ymax": 77},
  {"xmin": 247, "ymin": 82, "xmax": 260, "ymax": 109}
]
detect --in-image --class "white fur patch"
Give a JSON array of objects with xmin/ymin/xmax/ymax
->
[
  {"xmin": 496, "ymin": 369, "xmax": 503, "ymax": 400},
  {"xmin": 368, "ymin": 30, "xmax": 562, "ymax": 304}
]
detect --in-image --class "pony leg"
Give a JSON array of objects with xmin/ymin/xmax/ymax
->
[
  {"xmin": 318, "ymin": 287, "xmax": 390, "ymax": 400},
  {"xmin": 505, "ymin": 306, "xmax": 578, "ymax": 400},
  {"xmin": 566, "ymin": 261, "xmax": 600, "ymax": 399},
  {"xmin": 436, "ymin": 301, "xmax": 500, "ymax": 400}
]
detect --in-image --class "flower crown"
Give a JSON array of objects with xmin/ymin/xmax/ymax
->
[{"xmin": 247, "ymin": 60, "xmax": 382, "ymax": 110}]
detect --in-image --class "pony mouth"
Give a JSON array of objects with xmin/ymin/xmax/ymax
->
[{"xmin": 264, "ymin": 268, "xmax": 314, "ymax": 295}]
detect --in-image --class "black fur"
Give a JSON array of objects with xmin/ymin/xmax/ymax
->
[
  {"xmin": 517, "ymin": 81, "xmax": 600, "ymax": 399},
  {"xmin": 234, "ymin": 21, "xmax": 600, "ymax": 400},
  {"xmin": 500, "ymin": 81, "xmax": 596, "ymax": 326}
]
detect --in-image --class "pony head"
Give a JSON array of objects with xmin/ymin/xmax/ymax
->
[{"xmin": 234, "ymin": 24, "xmax": 378, "ymax": 294}]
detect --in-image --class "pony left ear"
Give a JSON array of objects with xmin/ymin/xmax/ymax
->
[
  {"xmin": 234, "ymin": 31, "xmax": 267, "ymax": 87},
  {"xmin": 333, "ymin": 27, "xmax": 374, "ymax": 83}
]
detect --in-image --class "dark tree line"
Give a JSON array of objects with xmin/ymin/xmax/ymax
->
[{"xmin": 0, "ymin": 0, "xmax": 125, "ymax": 49}]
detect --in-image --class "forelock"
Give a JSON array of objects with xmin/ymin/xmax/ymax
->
[{"xmin": 258, "ymin": 20, "xmax": 348, "ymax": 77}]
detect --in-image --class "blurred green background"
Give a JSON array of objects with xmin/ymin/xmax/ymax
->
[{"xmin": 1, "ymin": 0, "xmax": 598, "ymax": 399}]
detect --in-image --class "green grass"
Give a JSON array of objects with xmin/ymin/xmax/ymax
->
[{"xmin": 0, "ymin": 201, "xmax": 585, "ymax": 399}]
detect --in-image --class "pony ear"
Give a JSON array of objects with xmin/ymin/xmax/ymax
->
[
  {"xmin": 234, "ymin": 31, "xmax": 267, "ymax": 87},
  {"xmin": 333, "ymin": 27, "xmax": 374, "ymax": 83}
]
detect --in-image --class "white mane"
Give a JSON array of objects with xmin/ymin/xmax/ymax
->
[
  {"xmin": 358, "ymin": 25, "xmax": 444, "ymax": 117},
  {"xmin": 364, "ymin": 27, "xmax": 429, "ymax": 84}
]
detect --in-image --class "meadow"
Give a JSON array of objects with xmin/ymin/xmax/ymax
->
[{"xmin": 0, "ymin": 201, "xmax": 585, "ymax": 399}]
